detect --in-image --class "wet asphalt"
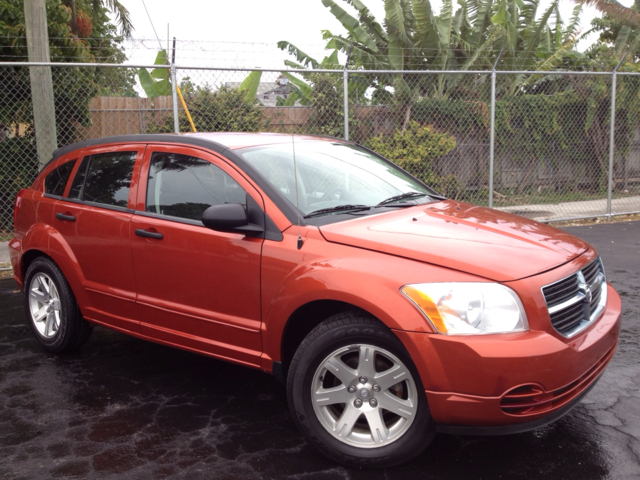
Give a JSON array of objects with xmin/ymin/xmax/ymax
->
[{"xmin": 0, "ymin": 222, "xmax": 639, "ymax": 480}]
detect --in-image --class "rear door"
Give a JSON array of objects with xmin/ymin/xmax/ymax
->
[
  {"xmin": 52, "ymin": 144, "xmax": 145, "ymax": 332},
  {"xmin": 130, "ymin": 144, "xmax": 264, "ymax": 366}
]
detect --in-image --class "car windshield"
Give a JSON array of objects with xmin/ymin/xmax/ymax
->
[{"xmin": 237, "ymin": 142, "xmax": 438, "ymax": 217}]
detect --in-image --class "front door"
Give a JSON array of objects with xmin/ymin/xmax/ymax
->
[{"xmin": 131, "ymin": 145, "xmax": 264, "ymax": 366}]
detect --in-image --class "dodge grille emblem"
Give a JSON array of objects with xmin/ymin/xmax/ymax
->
[{"xmin": 579, "ymin": 282, "xmax": 593, "ymax": 304}]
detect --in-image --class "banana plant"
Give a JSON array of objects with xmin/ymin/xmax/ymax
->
[
  {"xmin": 238, "ymin": 70, "xmax": 263, "ymax": 103},
  {"xmin": 279, "ymin": 0, "xmax": 588, "ymax": 112},
  {"xmin": 274, "ymin": 46, "xmax": 364, "ymax": 106},
  {"xmin": 137, "ymin": 50, "xmax": 172, "ymax": 98},
  {"xmin": 138, "ymin": 50, "xmax": 262, "ymax": 104}
]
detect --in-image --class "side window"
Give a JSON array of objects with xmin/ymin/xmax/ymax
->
[
  {"xmin": 68, "ymin": 152, "xmax": 137, "ymax": 207},
  {"xmin": 146, "ymin": 152, "xmax": 246, "ymax": 221},
  {"xmin": 44, "ymin": 159, "xmax": 76, "ymax": 196}
]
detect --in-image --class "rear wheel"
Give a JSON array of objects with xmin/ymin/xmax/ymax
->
[
  {"xmin": 24, "ymin": 257, "xmax": 93, "ymax": 353},
  {"xmin": 287, "ymin": 312, "xmax": 435, "ymax": 468}
]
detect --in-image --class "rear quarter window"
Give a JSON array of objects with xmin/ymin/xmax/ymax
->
[
  {"xmin": 44, "ymin": 160, "xmax": 76, "ymax": 196},
  {"xmin": 68, "ymin": 151, "xmax": 137, "ymax": 207}
]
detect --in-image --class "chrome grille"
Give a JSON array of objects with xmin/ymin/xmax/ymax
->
[
  {"xmin": 542, "ymin": 258, "xmax": 607, "ymax": 337},
  {"xmin": 581, "ymin": 259, "xmax": 601, "ymax": 285},
  {"xmin": 543, "ymin": 275, "xmax": 579, "ymax": 308}
]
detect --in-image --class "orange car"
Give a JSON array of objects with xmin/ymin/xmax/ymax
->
[{"xmin": 9, "ymin": 133, "xmax": 621, "ymax": 467}]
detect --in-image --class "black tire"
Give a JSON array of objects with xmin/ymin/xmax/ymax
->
[
  {"xmin": 23, "ymin": 256, "xmax": 93, "ymax": 353},
  {"xmin": 287, "ymin": 312, "xmax": 435, "ymax": 468}
]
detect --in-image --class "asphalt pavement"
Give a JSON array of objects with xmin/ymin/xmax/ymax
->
[{"xmin": 0, "ymin": 222, "xmax": 639, "ymax": 480}]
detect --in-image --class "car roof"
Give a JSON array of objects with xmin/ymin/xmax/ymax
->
[
  {"xmin": 182, "ymin": 132, "xmax": 342, "ymax": 150},
  {"xmin": 48, "ymin": 132, "xmax": 345, "ymax": 167}
]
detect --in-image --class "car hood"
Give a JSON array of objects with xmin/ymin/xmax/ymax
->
[{"xmin": 318, "ymin": 201, "xmax": 589, "ymax": 282}]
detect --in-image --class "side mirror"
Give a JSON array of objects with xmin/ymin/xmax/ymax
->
[{"xmin": 201, "ymin": 204, "xmax": 264, "ymax": 236}]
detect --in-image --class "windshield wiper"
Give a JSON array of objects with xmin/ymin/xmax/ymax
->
[
  {"xmin": 377, "ymin": 191, "xmax": 429, "ymax": 206},
  {"xmin": 304, "ymin": 204, "xmax": 371, "ymax": 218}
]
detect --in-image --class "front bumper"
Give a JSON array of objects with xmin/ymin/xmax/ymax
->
[{"xmin": 394, "ymin": 284, "xmax": 621, "ymax": 430}]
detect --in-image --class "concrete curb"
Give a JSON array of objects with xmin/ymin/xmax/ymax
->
[{"xmin": 0, "ymin": 242, "xmax": 10, "ymax": 268}]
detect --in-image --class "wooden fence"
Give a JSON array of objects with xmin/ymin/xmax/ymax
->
[{"xmin": 76, "ymin": 96, "xmax": 640, "ymax": 193}]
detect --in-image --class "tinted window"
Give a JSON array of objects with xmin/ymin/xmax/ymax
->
[
  {"xmin": 44, "ymin": 160, "xmax": 76, "ymax": 196},
  {"xmin": 146, "ymin": 152, "xmax": 245, "ymax": 221},
  {"xmin": 71, "ymin": 152, "xmax": 137, "ymax": 207}
]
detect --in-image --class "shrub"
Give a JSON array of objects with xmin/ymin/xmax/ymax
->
[
  {"xmin": 365, "ymin": 121, "xmax": 457, "ymax": 194},
  {"xmin": 151, "ymin": 86, "xmax": 269, "ymax": 133}
]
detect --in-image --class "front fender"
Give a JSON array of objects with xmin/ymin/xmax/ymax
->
[{"xmin": 260, "ymin": 228, "xmax": 483, "ymax": 364}]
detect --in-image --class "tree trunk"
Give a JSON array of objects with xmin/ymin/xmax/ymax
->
[{"xmin": 401, "ymin": 104, "xmax": 412, "ymax": 134}]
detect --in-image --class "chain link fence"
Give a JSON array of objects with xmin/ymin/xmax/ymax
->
[{"xmin": 2, "ymin": 62, "xmax": 640, "ymax": 236}]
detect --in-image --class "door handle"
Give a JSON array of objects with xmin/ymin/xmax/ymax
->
[
  {"xmin": 135, "ymin": 228, "xmax": 164, "ymax": 240},
  {"xmin": 55, "ymin": 212, "xmax": 76, "ymax": 222}
]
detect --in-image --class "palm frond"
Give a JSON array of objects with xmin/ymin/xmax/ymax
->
[
  {"xmin": 518, "ymin": 34, "xmax": 580, "ymax": 90},
  {"xmin": 98, "ymin": 0, "xmax": 134, "ymax": 38},
  {"xmin": 573, "ymin": 0, "xmax": 640, "ymax": 28}
]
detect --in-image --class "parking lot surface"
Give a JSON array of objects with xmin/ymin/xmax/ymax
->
[{"xmin": 1, "ymin": 221, "xmax": 639, "ymax": 480}]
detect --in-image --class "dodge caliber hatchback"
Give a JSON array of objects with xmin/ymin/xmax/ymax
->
[{"xmin": 10, "ymin": 133, "xmax": 621, "ymax": 467}]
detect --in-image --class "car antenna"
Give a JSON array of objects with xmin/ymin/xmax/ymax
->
[{"xmin": 292, "ymin": 134, "xmax": 303, "ymax": 250}]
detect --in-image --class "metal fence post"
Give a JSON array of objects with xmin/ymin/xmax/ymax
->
[
  {"xmin": 608, "ymin": 54, "xmax": 626, "ymax": 219},
  {"xmin": 488, "ymin": 52, "xmax": 503, "ymax": 209},
  {"xmin": 607, "ymin": 71, "xmax": 616, "ymax": 219},
  {"xmin": 489, "ymin": 70, "xmax": 496, "ymax": 209},
  {"xmin": 171, "ymin": 65, "xmax": 179, "ymax": 134},
  {"xmin": 171, "ymin": 38, "xmax": 180, "ymax": 134},
  {"xmin": 343, "ymin": 45, "xmax": 353, "ymax": 141},
  {"xmin": 343, "ymin": 69, "xmax": 349, "ymax": 141}
]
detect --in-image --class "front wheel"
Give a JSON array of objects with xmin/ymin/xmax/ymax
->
[{"xmin": 287, "ymin": 313, "xmax": 435, "ymax": 468}]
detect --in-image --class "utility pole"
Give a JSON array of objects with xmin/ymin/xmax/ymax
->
[{"xmin": 24, "ymin": 0, "xmax": 58, "ymax": 169}]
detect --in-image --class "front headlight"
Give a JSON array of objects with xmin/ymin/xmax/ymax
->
[{"xmin": 401, "ymin": 283, "xmax": 528, "ymax": 335}]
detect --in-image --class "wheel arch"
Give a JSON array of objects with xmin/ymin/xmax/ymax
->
[
  {"xmin": 21, "ymin": 228, "xmax": 89, "ymax": 315},
  {"xmin": 21, "ymin": 249, "xmax": 50, "ymax": 280},
  {"xmin": 262, "ymin": 255, "xmax": 443, "ymax": 377},
  {"xmin": 279, "ymin": 300, "xmax": 372, "ymax": 376}
]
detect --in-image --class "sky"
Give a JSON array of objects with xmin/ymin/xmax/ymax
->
[{"xmin": 117, "ymin": 0, "xmax": 635, "ymax": 69}]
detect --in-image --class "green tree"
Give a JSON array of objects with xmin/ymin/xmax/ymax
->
[
  {"xmin": 581, "ymin": 1, "xmax": 640, "ymax": 191},
  {"xmin": 66, "ymin": 0, "xmax": 134, "ymax": 38},
  {"xmin": 0, "ymin": 0, "xmax": 136, "ymax": 137},
  {"xmin": 0, "ymin": 0, "xmax": 135, "ymax": 231}
]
